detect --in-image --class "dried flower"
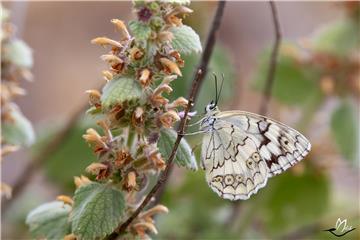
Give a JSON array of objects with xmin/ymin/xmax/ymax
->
[
  {"xmin": 100, "ymin": 54, "xmax": 124, "ymax": 65},
  {"xmin": 139, "ymin": 204, "xmax": 169, "ymax": 222},
  {"xmin": 91, "ymin": 37, "xmax": 123, "ymax": 48},
  {"xmin": 74, "ymin": 175, "xmax": 91, "ymax": 188},
  {"xmin": 56, "ymin": 195, "xmax": 74, "ymax": 205},
  {"xmin": 124, "ymin": 171, "xmax": 138, "ymax": 191},
  {"xmin": 64, "ymin": 234, "xmax": 77, "ymax": 240},
  {"xmin": 130, "ymin": 47, "xmax": 144, "ymax": 61},
  {"xmin": 85, "ymin": 162, "xmax": 108, "ymax": 175},
  {"xmin": 159, "ymin": 58, "xmax": 182, "ymax": 76},
  {"xmin": 111, "ymin": 19, "xmax": 130, "ymax": 40},
  {"xmin": 133, "ymin": 222, "xmax": 158, "ymax": 235},
  {"xmin": 102, "ymin": 70, "xmax": 113, "ymax": 81},
  {"xmin": 157, "ymin": 31, "xmax": 174, "ymax": 43},
  {"xmin": 115, "ymin": 149, "xmax": 132, "ymax": 168},
  {"xmin": 166, "ymin": 97, "xmax": 188, "ymax": 109},
  {"xmin": 166, "ymin": 15, "xmax": 182, "ymax": 27},
  {"xmin": 85, "ymin": 89, "xmax": 102, "ymax": 108},
  {"xmin": 132, "ymin": 107, "xmax": 145, "ymax": 130},
  {"xmin": 159, "ymin": 110, "xmax": 180, "ymax": 128},
  {"xmin": 82, "ymin": 128, "xmax": 108, "ymax": 151},
  {"xmin": 144, "ymin": 145, "xmax": 166, "ymax": 170},
  {"xmin": 139, "ymin": 68, "xmax": 152, "ymax": 87}
]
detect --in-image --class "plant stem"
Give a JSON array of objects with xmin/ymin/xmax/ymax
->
[{"xmin": 104, "ymin": 1, "xmax": 226, "ymax": 239}]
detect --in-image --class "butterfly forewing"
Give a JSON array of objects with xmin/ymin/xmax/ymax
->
[
  {"xmin": 201, "ymin": 110, "xmax": 311, "ymax": 201},
  {"xmin": 216, "ymin": 111, "xmax": 311, "ymax": 177}
]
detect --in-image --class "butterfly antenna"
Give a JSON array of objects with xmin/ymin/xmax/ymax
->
[
  {"xmin": 213, "ymin": 73, "xmax": 219, "ymax": 105},
  {"xmin": 216, "ymin": 73, "xmax": 225, "ymax": 105}
]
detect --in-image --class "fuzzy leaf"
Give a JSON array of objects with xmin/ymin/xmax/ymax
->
[
  {"xmin": 129, "ymin": 20, "xmax": 152, "ymax": 42},
  {"xmin": 71, "ymin": 182, "xmax": 125, "ymax": 240},
  {"xmin": 101, "ymin": 76, "xmax": 142, "ymax": 110},
  {"xmin": 170, "ymin": 25, "xmax": 202, "ymax": 55},
  {"xmin": 331, "ymin": 101, "xmax": 358, "ymax": 162},
  {"xmin": 3, "ymin": 39, "xmax": 33, "ymax": 68},
  {"xmin": 26, "ymin": 201, "xmax": 72, "ymax": 240},
  {"xmin": 2, "ymin": 107, "xmax": 35, "ymax": 146},
  {"xmin": 158, "ymin": 128, "xmax": 197, "ymax": 170}
]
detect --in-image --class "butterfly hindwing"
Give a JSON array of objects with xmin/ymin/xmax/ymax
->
[
  {"xmin": 201, "ymin": 120, "xmax": 269, "ymax": 200},
  {"xmin": 215, "ymin": 111, "xmax": 311, "ymax": 177}
]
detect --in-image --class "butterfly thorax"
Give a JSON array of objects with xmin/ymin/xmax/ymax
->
[{"xmin": 200, "ymin": 105, "xmax": 220, "ymax": 133}]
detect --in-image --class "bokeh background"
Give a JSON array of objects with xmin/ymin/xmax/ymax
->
[{"xmin": 2, "ymin": 1, "xmax": 359, "ymax": 239}]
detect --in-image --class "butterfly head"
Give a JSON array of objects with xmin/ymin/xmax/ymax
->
[{"xmin": 205, "ymin": 100, "xmax": 218, "ymax": 114}]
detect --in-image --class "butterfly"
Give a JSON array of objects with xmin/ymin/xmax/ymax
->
[{"xmin": 199, "ymin": 76, "xmax": 311, "ymax": 201}]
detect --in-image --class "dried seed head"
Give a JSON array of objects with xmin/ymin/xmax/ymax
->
[
  {"xmin": 56, "ymin": 195, "xmax": 74, "ymax": 206},
  {"xmin": 91, "ymin": 37, "xmax": 123, "ymax": 49},
  {"xmin": 159, "ymin": 58, "xmax": 182, "ymax": 76},
  {"xmin": 159, "ymin": 110, "xmax": 180, "ymax": 128},
  {"xmin": 85, "ymin": 162, "xmax": 108, "ymax": 175},
  {"xmin": 111, "ymin": 19, "xmax": 130, "ymax": 40},
  {"xmin": 85, "ymin": 89, "xmax": 102, "ymax": 107},
  {"xmin": 139, "ymin": 68, "xmax": 152, "ymax": 87},
  {"xmin": 130, "ymin": 47, "xmax": 144, "ymax": 61},
  {"xmin": 74, "ymin": 175, "xmax": 91, "ymax": 188}
]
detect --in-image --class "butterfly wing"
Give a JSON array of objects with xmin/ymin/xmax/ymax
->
[
  {"xmin": 215, "ymin": 111, "xmax": 311, "ymax": 177},
  {"xmin": 201, "ymin": 120, "xmax": 269, "ymax": 200}
]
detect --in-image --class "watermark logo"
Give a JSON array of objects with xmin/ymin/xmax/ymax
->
[{"xmin": 324, "ymin": 218, "xmax": 356, "ymax": 237}]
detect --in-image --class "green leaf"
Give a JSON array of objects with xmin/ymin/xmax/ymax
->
[
  {"xmin": 101, "ymin": 76, "xmax": 142, "ymax": 110},
  {"xmin": 331, "ymin": 101, "xmax": 358, "ymax": 162},
  {"xmin": 71, "ymin": 182, "xmax": 125, "ymax": 240},
  {"xmin": 258, "ymin": 170, "xmax": 329, "ymax": 237},
  {"xmin": 253, "ymin": 48, "xmax": 322, "ymax": 106},
  {"xmin": 312, "ymin": 19, "xmax": 360, "ymax": 57},
  {"xmin": 2, "ymin": 107, "xmax": 35, "ymax": 146},
  {"xmin": 170, "ymin": 25, "xmax": 202, "ymax": 55},
  {"xmin": 26, "ymin": 201, "xmax": 71, "ymax": 240},
  {"xmin": 129, "ymin": 20, "xmax": 151, "ymax": 42},
  {"xmin": 158, "ymin": 128, "xmax": 197, "ymax": 170},
  {"xmin": 3, "ymin": 39, "xmax": 33, "ymax": 68}
]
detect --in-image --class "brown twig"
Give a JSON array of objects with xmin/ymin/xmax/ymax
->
[
  {"xmin": 259, "ymin": 1, "xmax": 282, "ymax": 116},
  {"xmin": 105, "ymin": 1, "xmax": 226, "ymax": 239},
  {"xmin": 226, "ymin": 0, "xmax": 282, "ymax": 230},
  {"xmin": 1, "ymin": 103, "xmax": 89, "ymax": 214}
]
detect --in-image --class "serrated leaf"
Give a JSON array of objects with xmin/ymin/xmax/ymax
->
[
  {"xmin": 170, "ymin": 25, "xmax": 202, "ymax": 55},
  {"xmin": 101, "ymin": 76, "xmax": 142, "ymax": 110},
  {"xmin": 331, "ymin": 101, "xmax": 358, "ymax": 162},
  {"xmin": 2, "ymin": 106, "xmax": 35, "ymax": 146},
  {"xmin": 71, "ymin": 182, "xmax": 125, "ymax": 240},
  {"xmin": 129, "ymin": 20, "xmax": 151, "ymax": 42},
  {"xmin": 253, "ymin": 48, "xmax": 322, "ymax": 106},
  {"xmin": 26, "ymin": 201, "xmax": 72, "ymax": 240},
  {"xmin": 3, "ymin": 39, "xmax": 33, "ymax": 68},
  {"xmin": 312, "ymin": 19, "xmax": 360, "ymax": 57},
  {"xmin": 158, "ymin": 128, "xmax": 197, "ymax": 170}
]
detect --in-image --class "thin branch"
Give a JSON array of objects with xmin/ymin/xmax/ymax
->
[
  {"xmin": 259, "ymin": 1, "xmax": 282, "ymax": 116},
  {"xmin": 105, "ymin": 1, "xmax": 226, "ymax": 239},
  {"xmin": 1, "ymin": 103, "xmax": 89, "ymax": 213}
]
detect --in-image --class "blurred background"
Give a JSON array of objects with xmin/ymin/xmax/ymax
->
[{"xmin": 1, "ymin": 1, "xmax": 359, "ymax": 239}]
